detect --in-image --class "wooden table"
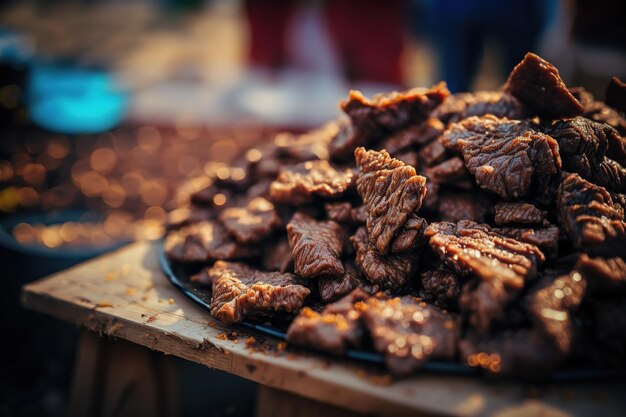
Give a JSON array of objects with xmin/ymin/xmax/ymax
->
[{"xmin": 21, "ymin": 241, "xmax": 626, "ymax": 417}]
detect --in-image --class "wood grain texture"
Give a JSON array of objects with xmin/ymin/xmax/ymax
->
[{"xmin": 22, "ymin": 241, "xmax": 626, "ymax": 417}]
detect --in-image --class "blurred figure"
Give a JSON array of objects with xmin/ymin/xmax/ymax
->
[
  {"xmin": 244, "ymin": 0, "xmax": 409, "ymax": 86},
  {"xmin": 423, "ymin": 0, "xmax": 550, "ymax": 92}
]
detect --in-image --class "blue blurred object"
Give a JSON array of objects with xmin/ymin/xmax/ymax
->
[{"xmin": 28, "ymin": 64, "xmax": 128, "ymax": 134}]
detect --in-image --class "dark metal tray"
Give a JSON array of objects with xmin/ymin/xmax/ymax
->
[{"xmin": 157, "ymin": 240, "xmax": 625, "ymax": 380}]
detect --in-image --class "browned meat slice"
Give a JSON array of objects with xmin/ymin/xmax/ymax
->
[
  {"xmin": 433, "ymin": 91, "xmax": 528, "ymax": 123},
  {"xmin": 611, "ymin": 191, "xmax": 626, "ymax": 217},
  {"xmin": 547, "ymin": 117, "xmax": 626, "ymax": 192},
  {"xmin": 328, "ymin": 122, "xmax": 363, "ymax": 161},
  {"xmin": 606, "ymin": 76, "xmax": 626, "ymax": 113},
  {"xmin": 166, "ymin": 205, "xmax": 213, "ymax": 230},
  {"xmin": 351, "ymin": 227, "xmax": 414, "ymax": 289},
  {"xmin": 584, "ymin": 101, "xmax": 626, "ymax": 137},
  {"xmin": 425, "ymin": 220, "xmax": 544, "ymax": 287},
  {"xmin": 262, "ymin": 237, "xmax": 293, "ymax": 273},
  {"xmin": 422, "ymin": 180, "xmax": 440, "ymax": 211},
  {"xmin": 324, "ymin": 201, "xmax": 352, "ymax": 223},
  {"xmin": 438, "ymin": 192, "xmax": 490, "ymax": 223},
  {"xmin": 319, "ymin": 272, "xmax": 361, "ymax": 303},
  {"xmin": 389, "ymin": 214, "xmax": 428, "ymax": 254},
  {"xmin": 576, "ymin": 254, "xmax": 626, "ymax": 295},
  {"xmin": 526, "ymin": 269, "xmax": 586, "ymax": 355},
  {"xmin": 190, "ymin": 266, "xmax": 213, "ymax": 286},
  {"xmin": 460, "ymin": 327, "xmax": 565, "ymax": 377},
  {"xmin": 420, "ymin": 266, "xmax": 461, "ymax": 308},
  {"xmin": 591, "ymin": 158, "xmax": 626, "ymax": 193},
  {"xmin": 324, "ymin": 202, "xmax": 368, "ymax": 225},
  {"xmin": 361, "ymin": 295, "xmax": 459, "ymax": 375},
  {"xmin": 355, "ymin": 148, "xmax": 427, "ymax": 254},
  {"xmin": 381, "ymin": 117, "xmax": 445, "ymax": 154},
  {"xmin": 442, "ymin": 115, "xmax": 561, "ymax": 200},
  {"xmin": 191, "ymin": 184, "xmax": 233, "ymax": 208},
  {"xmin": 497, "ymin": 226, "xmax": 560, "ymax": 258},
  {"xmin": 164, "ymin": 221, "xmax": 259, "ymax": 263},
  {"xmin": 423, "ymin": 157, "xmax": 469, "ymax": 184},
  {"xmin": 547, "ymin": 117, "xmax": 617, "ymax": 165},
  {"xmin": 209, "ymin": 261, "xmax": 310, "ymax": 323},
  {"xmin": 286, "ymin": 213, "xmax": 345, "ymax": 279},
  {"xmin": 318, "ymin": 263, "xmax": 378, "ymax": 303},
  {"xmin": 342, "ymin": 83, "xmax": 449, "ymax": 141},
  {"xmin": 504, "ymin": 52, "xmax": 584, "ymax": 119},
  {"xmin": 218, "ymin": 197, "xmax": 281, "ymax": 243},
  {"xmin": 426, "ymin": 220, "xmax": 544, "ymax": 332},
  {"xmin": 557, "ymin": 172, "xmax": 626, "ymax": 256},
  {"xmin": 272, "ymin": 121, "xmax": 339, "ymax": 162},
  {"xmin": 269, "ymin": 160, "xmax": 354, "ymax": 205},
  {"xmin": 494, "ymin": 202, "xmax": 549, "ymax": 226},
  {"xmin": 418, "ymin": 140, "xmax": 446, "ymax": 167},
  {"xmin": 286, "ymin": 289, "xmax": 369, "ymax": 355}
]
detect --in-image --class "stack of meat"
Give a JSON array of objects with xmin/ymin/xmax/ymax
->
[{"xmin": 165, "ymin": 53, "xmax": 626, "ymax": 378}]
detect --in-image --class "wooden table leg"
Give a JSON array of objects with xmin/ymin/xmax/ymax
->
[
  {"xmin": 68, "ymin": 330, "xmax": 179, "ymax": 417},
  {"xmin": 255, "ymin": 385, "xmax": 368, "ymax": 417}
]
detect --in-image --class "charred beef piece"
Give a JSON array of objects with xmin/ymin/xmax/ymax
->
[
  {"xmin": 425, "ymin": 220, "xmax": 544, "ymax": 287},
  {"xmin": 605, "ymin": 76, "xmax": 626, "ymax": 113},
  {"xmin": 576, "ymin": 254, "xmax": 626, "ymax": 295},
  {"xmin": 433, "ymin": 91, "xmax": 529, "ymax": 123},
  {"xmin": 287, "ymin": 212, "xmax": 345, "ymax": 279},
  {"xmin": 442, "ymin": 115, "xmax": 561, "ymax": 200},
  {"xmin": 547, "ymin": 117, "xmax": 626, "ymax": 192},
  {"xmin": 557, "ymin": 172, "xmax": 626, "ymax": 256},
  {"xmin": 219, "ymin": 197, "xmax": 281, "ymax": 243},
  {"xmin": 504, "ymin": 52, "xmax": 584, "ymax": 119},
  {"xmin": 324, "ymin": 202, "xmax": 368, "ymax": 225},
  {"xmin": 381, "ymin": 117, "xmax": 445, "ymax": 155},
  {"xmin": 496, "ymin": 226, "xmax": 560, "ymax": 258},
  {"xmin": 318, "ymin": 267, "xmax": 374, "ymax": 304},
  {"xmin": 420, "ymin": 266, "xmax": 462, "ymax": 308},
  {"xmin": 351, "ymin": 227, "xmax": 414, "ymax": 290},
  {"xmin": 426, "ymin": 220, "xmax": 544, "ymax": 332},
  {"xmin": 423, "ymin": 157, "xmax": 470, "ymax": 184},
  {"xmin": 190, "ymin": 266, "xmax": 213, "ymax": 286},
  {"xmin": 361, "ymin": 295, "xmax": 459, "ymax": 376},
  {"xmin": 355, "ymin": 147, "xmax": 427, "ymax": 255},
  {"xmin": 526, "ymin": 269, "xmax": 586, "ymax": 356},
  {"xmin": 209, "ymin": 261, "xmax": 310, "ymax": 323},
  {"xmin": 262, "ymin": 237, "xmax": 294, "ymax": 273},
  {"xmin": 166, "ymin": 205, "xmax": 214, "ymax": 230},
  {"xmin": 271, "ymin": 120, "xmax": 339, "ymax": 162},
  {"xmin": 270, "ymin": 160, "xmax": 355, "ymax": 205},
  {"xmin": 342, "ymin": 84, "xmax": 449, "ymax": 140},
  {"xmin": 388, "ymin": 214, "xmax": 428, "ymax": 254},
  {"xmin": 438, "ymin": 191, "xmax": 491, "ymax": 223},
  {"xmin": 164, "ymin": 220, "xmax": 259, "ymax": 263},
  {"xmin": 418, "ymin": 139, "xmax": 446, "ymax": 167},
  {"xmin": 460, "ymin": 327, "xmax": 566, "ymax": 378},
  {"xmin": 286, "ymin": 289, "xmax": 369, "ymax": 355},
  {"xmin": 494, "ymin": 202, "xmax": 549, "ymax": 226}
]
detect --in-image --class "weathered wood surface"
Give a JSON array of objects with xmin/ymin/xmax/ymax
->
[{"xmin": 22, "ymin": 241, "xmax": 626, "ymax": 417}]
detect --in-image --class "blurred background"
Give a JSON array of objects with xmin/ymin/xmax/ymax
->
[{"xmin": 0, "ymin": 0, "xmax": 624, "ymax": 416}]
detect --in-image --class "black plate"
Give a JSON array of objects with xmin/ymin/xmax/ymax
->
[{"xmin": 158, "ymin": 240, "xmax": 626, "ymax": 380}]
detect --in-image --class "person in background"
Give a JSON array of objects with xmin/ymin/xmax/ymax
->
[
  {"xmin": 244, "ymin": 0, "xmax": 409, "ymax": 86},
  {"xmin": 422, "ymin": 0, "xmax": 550, "ymax": 92}
]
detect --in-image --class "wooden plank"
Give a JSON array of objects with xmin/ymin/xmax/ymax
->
[
  {"xmin": 68, "ymin": 330, "xmax": 179, "ymax": 417},
  {"xmin": 22, "ymin": 241, "xmax": 626, "ymax": 417},
  {"xmin": 256, "ymin": 385, "xmax": 371, "ymax": 417}
]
